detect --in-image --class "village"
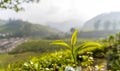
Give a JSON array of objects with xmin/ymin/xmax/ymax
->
[{"xmin": 0, "ymin": 38, "xmax": 27, "ymax": 53}]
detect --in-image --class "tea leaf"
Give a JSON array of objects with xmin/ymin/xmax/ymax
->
[
  {"xmin": 71, "ymin": 29, "xmax": 78, "ymax": 46},
  {"xmin": 51, "ymin": 40, "xmax": 70, "ymax": 49},
  {"xmin": 74, "ymin": 42, "xmax": 102, "ymax": 55}
]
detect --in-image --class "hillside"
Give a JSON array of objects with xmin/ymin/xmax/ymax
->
[
  {"xmin": 0, "ymin": 20, "xmax": 58, "ymax": 37},
  {"xmin": 83, "ymin": 12, "xmax": 120, "ymax": 31},
  {"xmin": 0, "ymin": 19, "xmax": 6, "ymax": 26},
  {"xmin": 9, "ymin": 40, "xmax": 66, "ymax": 54}
]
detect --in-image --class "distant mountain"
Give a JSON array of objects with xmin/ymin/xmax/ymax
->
[
  {"xmin": 46, "ymin": 20, "xmax": 83, "ymax": 32},
  {"xmin": 0, "ymin": 20, "xmax": 58, "ymax": 37},
  {"xmin": 83, "ymin": 12, "xmax": 120, "ymax": 31}
]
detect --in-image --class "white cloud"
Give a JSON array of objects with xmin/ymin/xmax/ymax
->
[{"xmin": 0, "ymin": 0, "xmax": 120, "ymax": 25}]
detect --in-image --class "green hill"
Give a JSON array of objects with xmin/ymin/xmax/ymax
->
[{"xmin": 0, "ymin": 20, "xmax": 58, "ymax": 37}]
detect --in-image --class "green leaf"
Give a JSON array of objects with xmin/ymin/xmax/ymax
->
[
  {"xmin": 34, "ymin": 63, "xmax": 39, "ymax": 70},
  {"xmin": 51, "ymin": 40, "xmax": 70, "ymax": 49},
  {"xmin": 24, "ymin": 62, "xmax": 29, "ymax": 66},
  {"xmin": 71, "ymin": 29, "xmax": 78, "ymax": 46},
  {"xmin": 74, "ymin": 42, "xmax": 102, "ymax": 55},
  {"xmin": 7, "ymin": 64, "xmax": 11, "ymax": 69}
]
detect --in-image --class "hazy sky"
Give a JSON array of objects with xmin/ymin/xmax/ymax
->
[{"xmin": 1, "ymin": 0, "xmax": 120, "ymax": 25}]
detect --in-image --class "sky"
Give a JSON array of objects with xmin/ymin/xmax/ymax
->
[{"xmin": 1, "ymin": 0, "xmax": 120, "ymax": 26}]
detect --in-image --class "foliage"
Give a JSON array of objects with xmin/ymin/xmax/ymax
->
[
  {"xmin": 10, "ymin": 39, "xmax": 83, "ymax": 54},
  {"xmin": 104, "ymin": 32, "xmax": 120, "ymax": 70},
  {"xmin": 51, "ymin": 30, "xmax": 103, "ymax": 67},
  {"xmin": 0, "ymin": 0, "xmax": 39, "ymax": 11},
  {"xmin": 70, "ymin": 28, "xmax": 75, "ymax": 33},
  {"xmin": 78, "ymin": 30, "xmax": 120, "ymax": 39},
  {"xmin": 94, "ymin": 20, "xmax": 101, "ymax": 30},
  {"xmin": 0, "ymin": 52, "xmax": 42, "ymax": 70},
  {"xmin": 9, "ymin": 40, "xmax": 67, "ymax": 54},
  {"xmin": 0, "ymin": 20, "xmax": 58, "ymax": 38},
  {"xmin": 8, "ymin": 50, "xmax": 97, "ymax": 71},
  {"xmin": 6, "ymin": 30, "xmax": 104, "ymax": 71},
  {"xmin": 0, "ymin": 39, "xmax": 81, "ymax": 70},
  {"xmin": 103, "ymin": 21, "xmax": 110, "ymax": 30}
]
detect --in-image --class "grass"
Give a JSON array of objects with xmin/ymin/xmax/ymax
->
[{"xmin": 0, "ymin": 52, "xmax": 42, "ymax": 70}]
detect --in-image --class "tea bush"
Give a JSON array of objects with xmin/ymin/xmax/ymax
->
[
  {"xmin": 8, "ymin": 50, "xmax": 95, "ymax": 71},
  {"xmin": 104, "ymin": 32, "xmax": 120, "ymax": 70}
]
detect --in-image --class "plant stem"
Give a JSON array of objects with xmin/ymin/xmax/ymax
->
[{"xmin": 71, "ymin": 45, "xmax": 76, "ymax": 66}]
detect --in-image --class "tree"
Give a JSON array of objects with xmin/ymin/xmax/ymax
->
[
  {"xmin": 70, "ymin": 27, "xmax": 75, "ymax": 33},
  {"xmin": 0, "ymin": 0, "xmax": 39, "ymax": 11},
  {"xmin": 94, "ymin": 20, "xmax": 101, "ymax": 30},
  {"xmin": 112, "ymin": 22, "xmax": 117, "ymax": 30},
  {"xmin": 104, "ymin": 21, "xmax": 111, "ymax": 30}
]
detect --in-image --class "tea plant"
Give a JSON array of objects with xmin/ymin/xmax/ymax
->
[
  {"xmin": 7, "ymin": 51, "xmax": 73, "ymax": 71},
  {"xmin": 104, "ymin": 32, "xmax": 120, "ymax": 70},
  {"xmin": 51, "ymin": 30, "xmax": 103, "ymax": 69},
  {"xmin": 8, "ymin": 50, "xmax": 101, "ymax": 71}
]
